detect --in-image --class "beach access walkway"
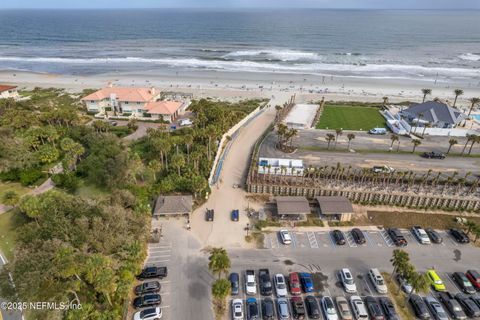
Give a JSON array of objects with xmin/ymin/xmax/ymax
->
[{"xmin": 190, "ymin": 93, "xmax": 291, "ymax": 248}]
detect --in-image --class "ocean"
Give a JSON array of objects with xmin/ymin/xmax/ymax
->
[{"xmin": 0, "ymin": 9, "xmax": 479, "ymax": 83}]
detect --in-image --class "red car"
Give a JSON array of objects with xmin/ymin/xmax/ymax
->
[
  {"xmin": 289, "ymin": 272, "xmax": 302, "ymax": 295},
  {"xmin": 466, "ymin": 270, "xmax": 480, "ymax": 289}
]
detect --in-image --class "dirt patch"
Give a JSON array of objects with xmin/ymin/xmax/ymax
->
[
  {"xmin": 284, "ymin": 259, "xmax": 295, "ymax": 266},
  {"xmin": 312, "ymin": 272, "xmax": 329, "ymax": 292},
  {"xmin": 382, "ymin": 273, "xmax": 415, "ymax": 320},
  {"xmin": 366, "ymin": 211, "xmax": 480, "ymax": 229}
]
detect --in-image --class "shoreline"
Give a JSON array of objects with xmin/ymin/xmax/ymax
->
[{"xmin": 1, "ymin": 69, "xmax": 480, "ymax": 104}]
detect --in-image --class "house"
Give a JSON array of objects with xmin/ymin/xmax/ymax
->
[
  {"xmin": 81, "ymin": 86, "xmax": 161, "ymax": 115},
  {"xmin": 315, "ymin": 196, "xmax": 354, "ymax": 222},
  {"xmin": 0, "ymin": 85, "xmax": 19, "ymax": 99},
  {"xmin": 400, "ymin": 101, "xmax": 466, "ymax": 128},
  {"xmin": 275, "ymin": 196, "xmax": 311, "ymax": 220},
  {"xmin": 153, "ymin": 195, "xmax": 193, "ymax": 217},
  {"xmin": 258, "ymin": 157, "xmax": 304, "ymax": 176},
  {"xmin": 144, "ymin": 100, "xmax": 188, "ymax": 123}
]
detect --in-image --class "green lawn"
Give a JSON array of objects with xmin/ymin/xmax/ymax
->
[
  {"xmin": 0, "ymin": 210, "xmax": 27, "ymax": 261},
  {"xmin": 316, "ymin": 105, "xmax": 386, "ymax": 130},
  {"xmin": 75, "ymin": 181, "xmax": 110, "ymax": 200},
  {"xmin": 0, "ymin": 182, "xmax": 31, "ymax": 204}
]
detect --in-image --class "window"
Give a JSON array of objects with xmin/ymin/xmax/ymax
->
[
  {"xmin": 91, "ymin": 100, "xmax": 95, "ymax": 103},
  {"xmin": 124, "ymin": 101, "xmax": 129, "ymax": 104}
]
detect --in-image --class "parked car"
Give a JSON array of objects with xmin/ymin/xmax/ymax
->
[
  {"xmin": 332, "ymin": 230, "xmax": 346, "ymax": 245},
  {"xmin": 259, "ymin": 269, "xmax": 272, "ymax": 296},
  {"xmin": 322, "ymin": 296, "xmax": 339, "ymax": 320},
  {"xmin": 274, "ymin": 273, "xmax": 288, "ymax": 297},
  {"xmin": 372, "ymin": 165, "xmax": 395, "ymax": 174},
  {"xmin": 340, "ymin": 268, "xmax": 357, "ymax": 293},
  {"xmin": 453, "ymin": 272, "xmax": 477, "ymax": 294},
  {"xmin": 109, "ymin": 121, "xmax": 118, "ymax": 126},
  {"xmin": 438, "ymin": 292, "xmax": 467, "ymax": 320},
  {"xmin": 289, "ymin": 272, "xmax": 302, "ymax": 295},
  {"xmin": 426, "ymin": 270, "xmax": 446, "ymax": 292},
  {"xmin": 232, "ymin": 299, "xmax": 244, "ymax": 320},
  {"xmin": 409, "ymin": 294, "xmax": 431, "ymax": 320},
  {"xmin": 134, "ymin": 281, "xmax": 161, "ymax": 295},
  {"xmin": 246, "ymin": 297, "xmax": 260, "ymax": 320},
  {"xmin": 455, "ymin": 293, "xmax": 480, "ymax": 318},
  {"xmin": 387, "ymin": 228, "xmax": 407, "ymax": 247},
  {"xmin": 277, "ymin": 298, "xmax": 291, "ymax": 320},
  {"xmin": 261, "ymin": 298, "xmax": 275, "ymax": 320},
  {"xmin": 395, "ymin": 274, "xmax": 413, "ymax": 294},
  {"xmin": 470, "ymin": 295, "xmax": 480, "ymax": 310},
  {"xmin": 291, "ymin": 296, "xmax": 306, "ymax": 320},
  {"xmin": 412, "ymin": 226, "xmax": 431, "ymax": 244},
  {"xmin": 299, "ymin": 272, "xmax": 314, "ymax": 293},
  {"xmin": 365, "ymin": 296, "xmax": 385, "ymax": 320},
  {"xmin": 133, "ymin": 307, "xmax": 163, "ymax": 320},
  {"xmin": 466, "ymin": 270, "xmax": 480, "ymax": 290},
  {"xmin": 133, "ymin": 294, "xmax": 162, "ymax": 309},
  {"xmin": 449, "ymin": 229, "xmax": 470, "ymax": 244},
  {"xmin": 229, "ymin": 272, "xmax": 240, "ymax": 295},
  {"xmin": 350, "ymin": 295, "xmax": 369, "ymax": 320},
  {"xmin": 351, "ymin": 228, "xmax": 366, "ymax": 245},
  {"xmin": 421, "ymin": 151, "xmax": 446, "ymax": 159},
  {"xmin": 305, "ymin": 295, "xmax": 321, "ymax": 319},
  {"xmin": 425, "ymin": 228, "xmax": 443, "ymax": 244},
  {"xmin": 425, "ymin": 296, "xmax": 449, "ymax": 320},
  {"xmin": 378, "ymin": 297, "xmax": 400, "ymax": 320},
  {"xmin": 369, "ymin": 128, "xmax": 387, "ymax": 135},
  {"xmin": 231, "ymin": 209, "xmax": 239, "ymax": 221},
  {"xmin": 137, "ymin": 266, "xmax": 168, "ymax": 280},
  {"xmin": 336, "ymin": 296, "xmax": 353, "ymax": 320},
  {"xmin": 205, "ymin": 209, "xmax": 214, "ymax": 221},
  {"xmin": 280, "ymin": 229, "xmax": 292, "ymax": 245},
  {"xmin": 369, "ymin": 268, "xmax": 388, "ymax": 294},
  {"xmin": 245, "ymin": 270, "xmax": 257, "ymax": 295}
]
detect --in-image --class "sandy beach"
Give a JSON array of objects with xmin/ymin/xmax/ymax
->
[{"xmin": 1, "ymin": 69, "xmax": 480, "ymax": 105}]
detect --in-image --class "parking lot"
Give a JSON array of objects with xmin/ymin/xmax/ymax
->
[{"xmin": 264, "ymin": 227, "xmax": 464, "ymax": 250}]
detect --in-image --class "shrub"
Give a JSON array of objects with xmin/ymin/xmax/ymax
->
[
  {"xmin": 104, "ymin": 107, "xmax": 112, "ymax": 111},
  {"xmin": 2, "ymin": 191, "xmax": 20, "ymax": 206},
  {"xmin": 19, "ymin": 168, "xmax": 44, "ymax": 186},
  {"xmin": 0, "ymin": 169, "xmax": 21, "ymax": 182},
  {"xmin": 51, "ymin": 173, "xmax": 80, "ymax": 192}
]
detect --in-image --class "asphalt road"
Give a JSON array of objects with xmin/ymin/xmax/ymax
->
[{"xmin": 260, "ymin": 131, "xmax": 480, "ymax": 176}]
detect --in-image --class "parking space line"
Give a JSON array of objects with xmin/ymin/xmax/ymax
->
[
  {"xmin": 379, "ymin": 229, "xmax": 394, "ymax": 247},
  {"xmin": 291, "ymin": 232, "xmax": 297, "ymax": 248},
  {"xmin": 363, "ymin": 231, "xmax": 374, "ymax": 247},
  {"xmin": 315, "ymin": 232, "xmax": 329, "ymax": 247},
  {"xmin": 147, "ymin": 259, "xmax": 170, "ymax": 263},
  {"xmin": 328, "ymin": 232, "xmax": 337, "ymax": 248},
  {"xmin": 445, "ymin": 273, "xmax": 462, "ymax": 293},
  {"xmin": 307, "ymin": 231, "xmax": 319, "ymax": 248},
  {"xmin": 345, "ymin": 231, "xmax": 358, "ymax": 248}
]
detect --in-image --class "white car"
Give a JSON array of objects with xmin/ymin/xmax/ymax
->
[
  {"xmin": 245, "ymin": 270, "xmax": 257, "ymax": 295},
  {"xmin": 368, "ymin": 268, "xmax": 388, "ymax": 294},
  {"xmin": 340, "ymin": 268, "xmax": 357, "ymax": 293},
  {"xmin": 274, "ymin": 274, "xmax": 288, "ymax": 297},
  {"xmin": 133, "ymin": 307, "xmax": 162, "ymax": 320},
  {"xmin": 279, "ymin": 230, "xmax": 292, "ymax": 245},
  {"xmin": 322, "ymin": 296, "xmax": 339, "ymax": 320},
  {"xmin": 232, "ymin": 299, "xmax": 244, "ymax": 320},
  {"xmin": 412, "ymin": 226, "xmax": 431, "ymax": 244},
  {"xmin": 350, "ymin": 296, "xmax": 368, "ymax": 320}
]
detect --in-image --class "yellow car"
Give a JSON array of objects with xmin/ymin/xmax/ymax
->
[{"xmin": 426, "ymin": 269, "xmax": 446, "ymax": 291}]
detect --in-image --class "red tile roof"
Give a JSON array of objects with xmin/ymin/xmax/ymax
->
[
  {"xmin": 0, "ymin": 85, "xmax": 17, "ymax": 93},
  {"xmin": 145, "ymin": 101, "xmax": 183, "ymax": 115},
  {"xmin": 81, "ymin": 87, "xmax": 159, "ymax": 102}
]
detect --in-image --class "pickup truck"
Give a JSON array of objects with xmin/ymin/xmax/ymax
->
[
  {"xmin": 259, "ymin": 269, "xmax": 272, "ymax": 296},
  {"xmin": 137, "ymin": 266, "xmax": 168, "ymax": 280},
  {"xmin": 245, "ymin": 270, "xmax": 257, "ymax": 295},
  {"xmin": 291, "ymin": 296, "xmax": 306, "ymax": 319}
]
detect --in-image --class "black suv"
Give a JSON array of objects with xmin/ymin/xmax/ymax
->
[
  {"xmin": 409, "ymin": 294, "xmax": 430, "ymax": 320},
  {"xmin": 332, "ymin": 230, "xmax": 346, "ymax": 245},
  {"xmin": 134, "ymin": 281, "xmax": 161, "ymax": 295},
  {"xmin": 449, "ymin": 228, "xmax": 470, "ymax": 243},
  {"xmin": 137, "ymin": 266, "xmax": 168, "ymax": 280},
  {"xmin": 206, "ymin": 209, "xmax": 214, "ymax": 221},
  {"xmin": 291, "ymin": 297, "xmax": 306, "ymax": 319},
  {"xmin": 305, "ymin": 295, "xmax": 321, "ymax": 319},
  {"xmin": 262, "ymin": 298, "xmax": 275, "ymax": 320},
  {"xmin": 133, "ymin": 294, "xmax": 162, "ymax": 309},
  {"xmin": 365, "ymin": 296, "xmax": 385, "ymax": 320},
  {"xmin": 438, "ymin": 292, "xmax": 467, "ymax": 320},
  {"xmin": 387, "ymin": 228, "xmax": 408, "ymax": 247},
  {"xmin": 456, "ymin": 293, "xmax": 480, "ymax": 318},
  {"xmin": 425, "ymin": 228, "xmax": 443, "ymax": 244},
  {"xmin": 421, "ymin": 151, "xmax": 446, "ymax": 159},
  {"xmin": 351, "ymin": 228, "xmax": 366, "ymax": 244},
  {"xmin": 378, "ymin": 297, "xmax": 400, "ymax": 320}
]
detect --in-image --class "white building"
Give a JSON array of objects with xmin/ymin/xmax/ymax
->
[
  {"xmin": 0, "ymin": 85, "xmax": 19, "ymax": 99},
  {"xmin": 284, "ymin": 104, "xmax": 319, "ymax": 129},
  {"xmin": 258, "ymin": 157, "xmax": 304, "ymax": 176}
]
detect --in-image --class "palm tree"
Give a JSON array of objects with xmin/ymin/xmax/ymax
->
[
  {"xmin": 334, "ymin": 129, "xmax": 343, "ymax": 149},
  {"xmin": 382, "ymin": 96, "xmax": 389, "ymax": 107},
  {"xmin": 453, "ymin": 89, "xmax": 464, "ymax": 107},
  {"xmin": 421, "ymin": 88, "xmax": 432, "ymax": 103},
  {"xmin": 467, "ymin": 97, "xmax": 480, "ymax": 117},
  {"xmin": 208, "ymin": 247, "xmax": 231, "ymax": 279},
  {"xmin": 409, "ymin": 272, "xmax": 430, "ymax": 295},
  {"xmin": 462, "ymin": 134, "xmax": 473, "ymax": 155},
  {"xmin": 325, "ymin": 133, "xmax": 335, "ymax": 150},
  {"xmin": 447, "ymin": 138, "xmax": 458, "ymax": 154},
  {"xmin": 411, "ymin": 113, "xmax": 424, "ymax": 134},
  {"xmin": 411, "ymin": 139, "xmax": 421, "ymax": 153},
  {"xmin": 390, "ymin": 134, "xmax": 399, "ymax": 149},
  {"xmin": 468, "ymin": 134, "xmax": 480, "ymax": 155},
  {"xmin": 347, "ymin": 133, "xmax": 355, "ymax": 149},
  {"xmin": 390, "ymin": 249, "xmax": 410, "ymax": 276},
  {"xmin": 421, "ymin": 123, "xmax": 431, "ymax": 138}
]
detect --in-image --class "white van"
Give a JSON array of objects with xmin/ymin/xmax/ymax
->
[
  {"xmin": 350, "ymin": 295, "xmax": 368, "ymax": 320},
  {"xmin": 369, "ymin": 128, "xmax": 387, "ymax": 135},
  {"xmin": 368, "ymin": 268, "xmax": 388, "ymax": 294}
]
